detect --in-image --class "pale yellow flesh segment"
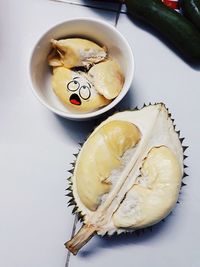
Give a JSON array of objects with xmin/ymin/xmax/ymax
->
[
  {"xmin": 48, "ymin": 38, "xmax": 106, "ymax": 68},
  {"xmin": 88, "ymin": 60, "xmax": 124, "ymax": 100},
  {"xmin": 76, "ymin": 120, "xmax": 141, "ymax": 211},
  {"xmin": 51, "ymin": 67, "xmax": 110, "ymax": 113},
  {"xmin": 113, "ymin": 146, "xmax": 182, "ymax": 228}
]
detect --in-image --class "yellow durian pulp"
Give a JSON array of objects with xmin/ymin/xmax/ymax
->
[
  {"xmin": 48, "ymin": 38, "xmax": 107, "ymax": 69},
  {"xmin": 88, "ymin": 59, "xmax": 124, "ymax": 100},
  {"xmin": 51, "ymin": 67, "xmax": 110, "ymax": 113},
  {"xmin": 48, "ymin": 38, "xmax": 125, "ymax": 113},
  {"xmin": 75, "ymin": 120, "xmax": 141, "ymax": 211},
  {"xmin": 113, "ymin": 146, "xmax": 182, "ymax": 228}
]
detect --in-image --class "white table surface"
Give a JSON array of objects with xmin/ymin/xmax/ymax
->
[{"xmin": 1, "ymin": 1, "xmax": 200, "ymax": 267}]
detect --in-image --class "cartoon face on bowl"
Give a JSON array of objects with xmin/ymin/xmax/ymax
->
[
  {"xmin": 67, "ymin": 77, "xmax": 91, "ymax": 106},
  {"xmin": 52, "ymin": 67, "xmax": 110, "ymax": 113}
]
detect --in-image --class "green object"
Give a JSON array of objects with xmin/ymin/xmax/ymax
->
[
  {"xmin": 126, "ymin": 0, "xmax": 200, "ymax": 64},
  {"xmin": 181, "ymin": 0, "xmax": 200, "ymax": 30}
]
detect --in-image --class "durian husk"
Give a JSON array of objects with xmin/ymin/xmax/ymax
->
[{"xmin": 65, "ymin": 103, "xmax": 188, "ymax": 255}]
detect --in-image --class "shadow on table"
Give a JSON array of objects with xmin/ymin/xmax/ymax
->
[
  {"xmin": 81, "ymin": 0, "xmax": 121, "ymax": 22},
  {"xmin": 127, "ymin": 15, "xmax": 200, "ymax": 71},
  {"xmin": 79, "ymin": 213, "xmax": 175, "ymax": 257},
  {"xmin": 82, "ymin": 0, "xmax": 121, "ymax": 11}
]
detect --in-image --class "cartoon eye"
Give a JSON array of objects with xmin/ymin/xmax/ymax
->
[
  {"xmin": 67, "ymin": 80, "xmax": 80, "ymax": 91},
  {"xmin": 79, "ymin": 85, "xmax": 91, "ymax": 100}
]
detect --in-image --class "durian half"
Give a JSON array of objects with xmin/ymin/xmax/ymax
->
[{"xmin": 65, "ymin": 103, "xmax": 185, "ymax": 255}]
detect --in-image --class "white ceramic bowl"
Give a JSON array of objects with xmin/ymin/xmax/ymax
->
[{"xmin": 29, "ymin": 18, "xmax": 134, "ymax": 120}]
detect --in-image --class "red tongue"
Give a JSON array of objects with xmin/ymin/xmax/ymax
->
[{"xmin": 70, "ymin": 99, "xmax": 80, "ymax": 105}]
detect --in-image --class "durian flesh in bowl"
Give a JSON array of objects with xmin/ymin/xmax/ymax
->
[
  {"xmin": 29, "ymin": 18, "xmax": 134, "ymax": 120},
  {"xmin": 66, "ymin": 103, "xmax": 185, "ymax": 255}
]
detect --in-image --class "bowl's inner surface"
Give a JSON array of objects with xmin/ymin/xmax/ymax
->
[{"xmin": 30, "ymin": 20, "xmax": 134, "ymax": 117}]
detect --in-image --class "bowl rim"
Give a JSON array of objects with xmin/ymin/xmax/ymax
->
[{"xmin": 28, "ymin": 17, "xmax": 135, "ymax": 120}]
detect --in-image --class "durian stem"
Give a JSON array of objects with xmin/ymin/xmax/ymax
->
[{"xmin": 65, "ymin": 224, "xmax": 96, "ymax": 255}]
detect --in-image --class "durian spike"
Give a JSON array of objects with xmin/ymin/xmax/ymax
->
[{"xmin": 65, "ymin": 224, "xmax": 96, "ymax": 255}]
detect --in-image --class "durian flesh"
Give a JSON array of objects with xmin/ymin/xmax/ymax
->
[
  {"xmin": 51, "ymin": 67, "xmax": 110, "ymax": 113},
  {"xmin": 48, "ymin": 38, "xmax": 124, "ymax": 113},
  {"xmin": 88, "ymin": 60, "xmax": 124, "ymax": 99},
  {"xmin": 66, "ymin": 104, "xmax": 184, "ymax": 255},
  {"xmin": 76, "ymin": 120, "xmax": 141, "ymax": 211},
  {"xmin": 48, "ymin": 38, "xmax": 107, "ymax": 69}
]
